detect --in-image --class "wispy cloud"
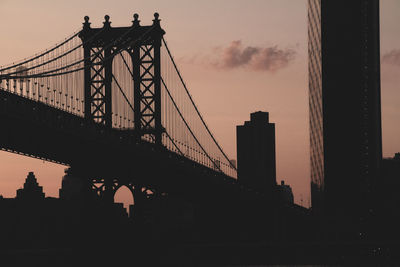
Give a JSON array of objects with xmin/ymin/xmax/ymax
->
[
  {"xmin": 214, "ymin": 40, "xmax": 296, "ymax": 72},
  {"xmin": 178, "ymin": 40, "xmax": 296, "ymax": 73},
  {"xmin": 382, "ymin": 49, "xmax": 400, "ymax": 67}
]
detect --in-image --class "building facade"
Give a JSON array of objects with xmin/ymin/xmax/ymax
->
[
  {"xmin": 237, "ymin": 111, "xmax": 276, "ymax": 193},
  {"xmin": 308, "ymin": 0, "xmax": 382, "ymax": 236}
]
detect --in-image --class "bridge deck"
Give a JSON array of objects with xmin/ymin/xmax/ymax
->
[{"xmin": 0, "ymin": 90, "xmax": 245, "ymax": 200}]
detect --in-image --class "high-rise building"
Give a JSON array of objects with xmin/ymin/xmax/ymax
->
[
  {"xmin": 377, "ymin": 153, "xmax": 400, "ymax": 241},
  {"xmin": 237, "ymin": 111, "xmax": 276, "ymax": 193},
  {"xmin": 308, "ymin": 0, "xmax": 382, "ymax": 236}
]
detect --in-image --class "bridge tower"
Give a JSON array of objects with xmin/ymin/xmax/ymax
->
[
  {"xmin": 79, "ymin": 13, "xmax": 165, "ymax": 145},
  {"xmin": 77, "ymin": 14, "xmax": 165, "ymax": 203}
]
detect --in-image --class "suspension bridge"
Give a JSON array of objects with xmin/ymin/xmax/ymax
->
[{"xmin": 0, "ymin": 13, "xmax": 265, "ymax": 216}]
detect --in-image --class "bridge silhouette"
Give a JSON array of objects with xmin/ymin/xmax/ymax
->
[{"xmin": 0, "ymin": 13, "xmax": 264, "ymax": 216}]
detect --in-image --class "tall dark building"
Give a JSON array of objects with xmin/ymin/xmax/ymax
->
[
  {"xmin": 377, "ymin": 153, "xmax": 400, "ymax": 241},
  {"xmin": 237, "ymin": 111, "xmax": 276, "ymax": 193},
  {"xmin": 308, "ymin": 0, "xmax": 382, "ymax": 237}
]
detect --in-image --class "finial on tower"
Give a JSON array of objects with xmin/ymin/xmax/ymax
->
[
  {"xmin": 103, "ymin": 15, "xmax": 111, "ymax": 28},
  {"xmin": 153, "ymin": 12, "xmax": 160, "ymax": 25},
  {"xmin": 132, "ymin": 13, "xmax": 140, "ymax": 26},
  {"xmin": 83, "ymin": 16, "xmax": 91, "ymax": 29}
]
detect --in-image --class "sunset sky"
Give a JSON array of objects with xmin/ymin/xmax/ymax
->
[{"xmin": 0, "ymin": 0, "xmax": 399, "ymax": 208}]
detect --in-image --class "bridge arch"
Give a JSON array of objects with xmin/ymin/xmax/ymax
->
[{"xmin": 113, "ymin": 184, "xmax": 135, "ymax": 215}]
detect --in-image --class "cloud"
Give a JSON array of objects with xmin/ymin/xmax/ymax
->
[
  {"xmin": 382, "ymin": 49, "xmax": 400, "ymax": 67},
  {"xmin": 214, "ymin": 40, "xmax": 296, "ymax": 72},
  {"xmin": 177, "ymin": 40, "xmax": 297, "ymax": 73}
]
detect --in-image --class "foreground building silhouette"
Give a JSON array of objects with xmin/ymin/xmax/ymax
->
[
  {"xmin": 0, "ymin": 166, "xmax": 313, "ymax": 265},
  {"xmin": 16, "ymin": 172, "xmax": 45, "ymax": 200},
  {"xmin": 308, "ymin": 0, "xmax": 382, "ymax": 241},
  {"xmin": 376, "ymin": 153, "xmax": 400, "ymax": 242},
  {"xmin": 0, "ymin": 171, "xmax": 130, "ymax": 250}
]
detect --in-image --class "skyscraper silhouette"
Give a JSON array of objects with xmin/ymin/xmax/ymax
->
[
  {"xmin": 237, "ymin": 111, "xmax": 276, "ymax": 193},
  {"xmin": 308, "ymin": 0, "xmax": 382, "ymax": 240}
]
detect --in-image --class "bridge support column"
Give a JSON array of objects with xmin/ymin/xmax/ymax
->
[
  {"xmin": 133, "ymin": 41, "xmax": 141, "ymax": 143},
  {"xmin": 154, "ymin": 34, "xmax": 162, "ymax": 146},
  {"xmin": 104, "ymin": 46, "xmax": 113, "ymax": 129},
  {"xmin": 82, "ymin": 17, "xmax": 92, "ymax": 121},
  {"xmin": 131, "ymin": 13, "xmax": 165, "ymax": 145},
  {"xmin": 79, "ymin": 15, "xmax": 114, "ymax": 127}
]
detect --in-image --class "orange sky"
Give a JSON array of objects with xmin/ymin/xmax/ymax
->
[{"xmin": 0, "ymin": 0, "xmax": 399, "ymax": 208}]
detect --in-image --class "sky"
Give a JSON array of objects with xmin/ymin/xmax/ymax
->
[{"xmin": 0, "ymin": 0, "xmax": 399, "ymax": 209}]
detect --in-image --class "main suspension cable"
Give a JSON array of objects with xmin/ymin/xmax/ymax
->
[
  {"xmin": 161, "ymin": 77, "xmax": 222, "ymax": 172},
  {"xmin": 2, "ymin": 28, "xmax": 107, "ymax": 76},
  {"xmin": 0, "ymin": 30, "xmax": 80, "ymax": 72},
  {"xmin": 1, "ymin": 25, "xmax": 155, "ymax": 79},
  {"xmin": 162, "ymin": 37, "xmax": 236, "ymax": 171}
]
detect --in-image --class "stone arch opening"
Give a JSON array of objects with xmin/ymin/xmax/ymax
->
[{"xmin": 113, "ymin": 185, "xmax": 134, "ymax": 216}]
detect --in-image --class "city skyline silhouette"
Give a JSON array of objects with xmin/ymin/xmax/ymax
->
[
  {"xmin": 0, "ymin": 0, "xmax": 400, "ymax": 265},
  {"xmin": 1, "ymin": 1, "xmax": 399, "ymax": 209}
]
